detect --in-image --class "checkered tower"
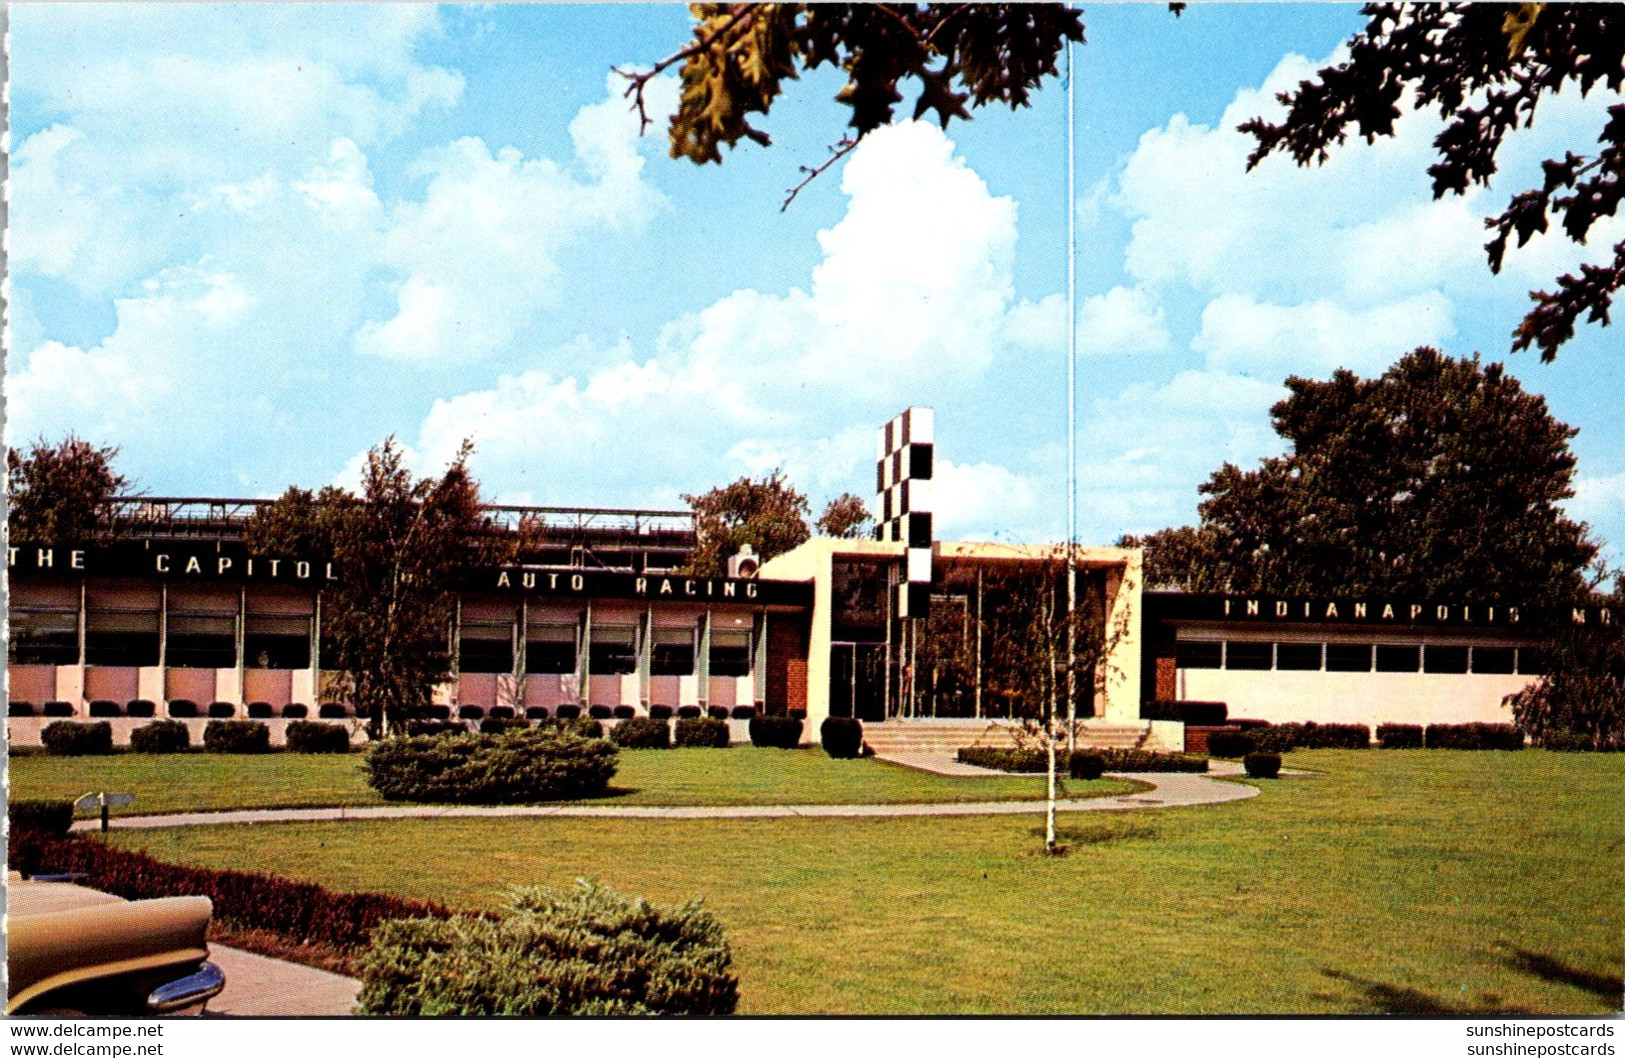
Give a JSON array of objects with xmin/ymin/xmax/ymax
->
[{"xmin": 876, "ymin": 407, "xmax": 933, "ymax": 619}]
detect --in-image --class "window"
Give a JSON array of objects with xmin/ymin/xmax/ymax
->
[
  {"xmin": 9, "ymin": 609, "xmax": 78, "ymax": 666},
  {"xmin": 459, "ymin": 621, "xmax": 513, "ymax": 674},
  {"xmin": 85, "ymin": 610, "xmax": 160, "ymax": 667},
  {"xmin": 1518, "ymin": 647, "xmax": 1550, "ymax": 675},
  {"xmin": 589, "ymin": 626, "xmax": 637, "ymax": 676},
  {"xmin": 166, "ymin": 613, "xmax": 236, "ymax": 669},
  {"xmin": 1276, "ymin": 642, "xmax": 1323, "ymax": 671},
  {"xmin": 245, "ymin": 614, "xmax": 310, "ymax": 669},
  {"xmin": 1375, "ymin": 644, "xmax": 1421, "ymax": 672},
  {"xmin": 1423, "ymin": 645, "xmax": 1469, "ymax": 674},
  {"xmin": 651, "ymin": 627, "xmax": 695, "ymax": 676},
  {"xmin": 1472, "ymin": 646, "xmax": 1516, "ymax": 674},
  {"xmin": 525, "ymin": 623, "xmax": 577, "ymax": 675},
  {"xmin": 1224, "ymin": 641, "xmax": 1273, "ymax": 670},
  {"xmin": 1175, "ymin": 640, "xmax": 1221, "ymax": 669},
  {"xmin": 709, "ymin": 629, "xmax": 752, "ymax": 677},
  {"xmin": 1326, "ymin": 643, "xmax": 1372, "ymax": 672}
]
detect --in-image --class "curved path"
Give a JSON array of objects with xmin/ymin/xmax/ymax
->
[{"xmin": 71, "ymin": 770, "xmax": 1258, "ymax": 831}]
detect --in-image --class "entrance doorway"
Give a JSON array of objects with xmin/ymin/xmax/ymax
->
[{"xmin": 829, "ymin": 642, "xmax": 887, "ymax": 722}]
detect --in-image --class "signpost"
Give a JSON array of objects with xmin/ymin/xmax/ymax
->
[{"xmin": 75, "ymin": 792, "xmax": 135, "ymax": 833}]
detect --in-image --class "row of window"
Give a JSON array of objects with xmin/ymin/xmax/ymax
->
[
  {"xmin": 1175, "ymin": 640, "xmax": 1545, "ymax": 675},
  {"xmin": 459, "ymin": 628, "xmax": 751, "ymax": 676}
]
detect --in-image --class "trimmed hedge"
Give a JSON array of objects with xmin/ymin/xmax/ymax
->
[
  {"xmin": 820, "ymin": 717, "xmax": 864, "ymax": 759},
  {"xmin": 677, "ymin": 705, "xmax": 702, "ymax": 719},
  {"xmin": 748, "ymin": 715, "xmax": 804, "ymax": 749},
  {"xmin": 322, "ymin": 702, "xmax": 353, "ymax": 719},
  {"xmin": 674, "ymin": 717, "xmax": 730, "ymax": 749},
  {"xmin": 356, "ymin": 880, "xmax": 737, "ymax": 1016},
  {"xmin": 588, "ymin": 705, "xmax": 614, "ymax": 720},
  {"xmin": 956, "ymin": 746, "xmax": 1050, "ymax": 773},
  {"xmin": 208, "ymin": 701, "xmax": 236, "ymax": 718},
  {"xmin": 127, "ymin": 699, "xmax": 157, "ymax": 718},
  {"xmin": 10, "ymin": 701, "xmax": 36, "ymax": 717},
  {"xmin": 1377, "ymin": 723, "xmax": 1424, "ymax": 749},
  {"xmin": 88, "ymin": 699, "xmax": 122, "ymax": 718},
  {"xmin": 427, "ymin": 704, "xmax": 452, "ymax": 721},
  {"xmin": 1244, "ymin": 752, "xmax": 1282, "ymax": 779},
  {"xmin": 247, "ymin": 701, "xmax": 276, "ymax": 719},
  {"xmin": 610, "ymin": 717, "xmax": 671, "ymax": 749},
  {"xmin": 525, "ymin": 706, "xmax": 551, "ymax": 720},
  {"xmin": 458, "ymin": 705, "xmax": 485, "ymax": 721},
  {"xmin": 1094, "ymin": 748, "xmax": 1209, "ymax": 773},
  {"xmin": 959, "ymin": 746, "xmax": 1209, "ymax": 774},
  {"xmin": 130, "ymin": 719, "xmax": 191, "ymax": 754},
  {"xmin": 555, "ymin": 704, "xmax": 582, "ymax": 720},
  {"xmin": 42, "ymin": 720, "xmax": 114, "ymax": 757},
  {"xmin": 43, "ymin": 700, "xmax": 75, "ymax": 717},
  {"xmin": 730, "ymin": 705, "xmax": 757, "ymax": 720},
  {"xmin": 1205, "ymin": 731, "xmax": 1256, "ymax": 758},
  {"xmin": 287, "ymin": 720, "xmax": 352, "ymax": 754},
  {"xmin": 281, "ymin": 703, "xmax": 309, "ymax": 718},
  {"xmin": 203, "ymin": 719, "xmax": 271, "ymax": 754},
  {"xmin": 487, "ymin": 706, "xmax": 516, "ymax": 720},
  {"xmin": 1258, "ymin": 721, "xmax": 1371, "ymax": 750},
  {"xmin": 649, "ymin": 705, "xmax": 674, "ymax": 720},
  {"xmin": 11, "ymin": 832, "xmax": 450, "ymax": 951},
  {"xmin": 9, "ymin": 799, "xmax": 75, "ymax": 837},
  {"xmin": 168, "ymin": 699, "xmax": 199, "ymax": 718},
  {"xmin": 1070, "ymin": 753, "xmax": 1105, "ymax": 780},
  {"xmin": 707, "ymin": 706, "xmax": 729, "ymax": 720},
  {"xmin": 1425, "ymin": 723, "xmax": 1524, "ymax": 750},
  {"xmin": 404, "ymin": 720, "xmax": 469, "ymax": 738},
  {"xmin": 613, "ymin": 705, "xmax": 636, "ymax": 720},
  {"xmin": 479, "ymin": 718, "xmax": 531, "ymax": 735},
  {"xmin": 364, "ymin": 728, "xmax": 618, "ymax": 804}
]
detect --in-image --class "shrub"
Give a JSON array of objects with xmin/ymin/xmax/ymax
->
[
  {"xmin": 208, "ymin": 701, "xmax": 236, "ymax": 718},
  {"xmin": 555, "ymin": 704, "xmax": 582, "ymax": 720},
  {"xmin": 956, "ymin": 746, "xmax": 1048, "ymax": 772},
  {"xmin": 282, "ymin": 703, "xmax": 310, "ymax": 718},
  {"xmin": 1070, "ymin": 753, "xmax": 1106, "ymax": 780},
  {"xmin": 610, "ymin": 717, "xmax": 671, "ymax": 749},
  {"xmin": 525, "ymin": 706, "xmax": 551, "ymax": 720},
  {"xmin": 1424, "ymin": 723, "xmax": 1524, "ymax": 750},
  {"xmin": 748, "ymin": 715, "xmax": 804, "ymax": 749},
  {"xmin": 1264, "ymin": 721, "xmax": 1370, "ymax": 750},
  {"xmin": 126, "ymin": 699, "xmax": 157, "ymax": 718},
  {"xmin": 551, "ymin": 717, "xmax": 604, "ymax": 740},
  {"xmin": 1095, "ymin": 748, "xmax": 1209, "ymax": 773},
  {"xmin": 356, "ymin": 880, "xmax": 737, "ymax": 1016},
  {"xmin": 404, "ymin": 720, "xmax": 468, "ymax": 738},
  {"xmin": 1205, "ymin": 731, "xmax": 1256, "ymax": 758},
  {"xmin": 458, "ymin": 705, "xmax": 485, "ymax": 720},
  {"xmin": 9, "ymin": 701, "xmax": 36, "ymax": 717},
  {"xmin": 488, "ymin": 706, "xmax": 516, "ymax": 721},
  {"xmin": 9, "ymin": 799, "xmax": 74, "ymax": 837},
  {"xmin": 247, "ymin": 701, "xmax": 275, "ymax": 719},
  {"xmin": 730, "ymin": 705, "xmax": 757, "ymax": 720},
  {"xmin": 168, "ymin": 699, "xmax": 199, "ymax": 718},
  {"xmin": 88, "ymin": 699, "xmax": 122, "ymax": 718},
  {"xmin": 648, "ymin": 704, "xmax": 674, "ymax": 720},
  {"xmin": 1232, "ymin": 718, "xmax": 1271, "ymax": 730},
  {"xmin": 43, "ymin": 700, "xmax": 75, "ymax": 717},
  {"xmin": 707, "ymin": 705, "xmax": 729, "ymax": 720},
  {"xmin": 42, "ymin": 721, "xmax": 114, "ymax": 757},
  {"xmin": 130, "ymin": 720, "xmax": 191, "ymax": 754},
  {"xmin": 427, "ymin": 704, "xmax": 452, "ymax": 721},
  {"xmin": 1244, "ymin": 752, "xmax": 1282, "ymax": 779},
  {"xmin": 286, "ymin": 720, "xmax": 351, "ymax": 754},
  {"xmin": 364, "ymin": 728, "xmax": 618, "ymax": 804},
  {"xmin": 820, "ymin": 717, "xmax": 863, "ymax": 759},
  {"xmin": 1249, "ymin": 727, "xmax": 1295, "ymax": 753},
  {"xmin": 789, "ymin": 708, "xmax": 807, "ymax": 720},
  {"xmin": 588, "ymin": 705, "xmax": 614, "ymax": 720},
  {"xmin": 613, "ymin": 705, "xmax": 636, "ymax": 720},
  {"xmin": 320, "ymin": 702, "xmax": 352, "ymax": 719},
  {"xmin": 1377, "ymin": 723, "xmax": 1424, "ymax": 749},
  {"xmin": 203, "ymin": 719, "xmax": 271, "ymax": 754},
  {"xmin": 1541, "ymin": 729, "xmax": 1595, "ymax": 751},
  {"xmin": 1505, "ymin": 621, "xmax": 1624, "ymax": 750},
  {"xmin": 674, "ymin": 717, "xmax": 730, "ymax": 749},
  {"xmin": 677, "ymin": 705, "xmax": 702, "ymax": 719},
  {"xmin": 479, "ymin": 718, "xmax": 531, "ymax": 735}
]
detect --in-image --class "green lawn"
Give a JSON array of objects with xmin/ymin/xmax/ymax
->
[
  {"xmin": 100, "ymin": 750, "xmax": 1623, "ymax": 1015},
  {"xmin": 6, "ymin": 746, "xmax": 1137, "ymax": 815}
]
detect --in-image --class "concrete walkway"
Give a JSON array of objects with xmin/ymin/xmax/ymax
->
[
  {"xmin": 207, "ymin": 943, "xmax": 359, "ymax": 1017},
  {"xmin": 73, "ymin": 769, "xmax": 1258, "ymax": 832}
]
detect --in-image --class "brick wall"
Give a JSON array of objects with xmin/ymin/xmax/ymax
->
[{"xmin": 765, "ymin": 617, "xmax": 810, "ymax": 715}]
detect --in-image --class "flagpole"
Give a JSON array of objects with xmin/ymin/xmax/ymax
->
[{"xmin": 1065, "ymin": 33, "xmax": 1079, "ymax": 761}]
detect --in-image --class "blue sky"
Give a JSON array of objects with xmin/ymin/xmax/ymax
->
[{"xmin": 9, "ymin": 4, "xmax": 1624, "ymax": 568}]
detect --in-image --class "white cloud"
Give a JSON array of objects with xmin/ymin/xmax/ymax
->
[
  {"xmin": 1567, "ymin": 469, "xmax": 1625, "ymax": 545},
  {"xmin": 1076, "ymin": 286, "xmax": 1170, "ymax": 357},
  {"xmin": 1191, "ymin": 291, "xmax": 1456, "ymax": 378},
  {"xmin": 932, "ymin": 459, "xmax": 1043, "ymax": 540}
]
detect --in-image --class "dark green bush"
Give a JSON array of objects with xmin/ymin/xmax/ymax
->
[
  {"xmin": 286, "ymin": 720, "xmax": 351, "ymax": 754},
  {"xmin": 246, "ymin": 701, "xmax": 275, "ymax": 719},
  {"xmin": 458, "ymin": 705, "xmax": 485, "ymax": 720},
  {"xmin": 1541, "ymin": 729, "xmax": 1595, "ymax": 751},
  {"xmin": 203, "ymin": 719, "xmax": 271, "ymax": 754},
  {"xmin": 130, "ymin": 719, "xmax": 191, "ymax": 754},
  {"xmin": 479, "ymin": 717, "xmax": 531, "ymax": 735},
  {"xmin": 488, "ymin": 706, "xmax": 515, "ymax": 720},
  {"xmin": 613, "ymin": 705, "xmax": 636, "ymax": 720},
  {"xmin": 1377, "ymin": 723, "xmax": 1424, "ymax": 749},
  {"xmin": 404, "ymin": 720, "xmax": 469, "ymax": 737},
  {"xmin": 748, "ymin": 715, "xmax": 804, "ymax": 749},
  {"xmin": 168, "ymin": 699, "xmax": 199, "ymax": 718},
  {"xmin": 1244, "ymin": 752, "xmax": 1282, "ymax": 778},
  {"xmin": 207, "ymin": 701, "xmax": 235, "ymax": 718},
  {"xmin": 1263, "ymin": 721, "xmax": 1370, "ymax": 750},
  {"xmin": 588, "ymin": 705, "xmax": 614, "ymax": 720},
  {"xmin": 356, "ymin": 880, "xmax": 737, "ymax": 1016},
  {"xmin": 126, "ymin": 699, "xmax": 157, "ymax": 718},
  {"xmin": 820, "ymin": 717, "xmax": 864, "ymax": 759},
  {"xmin": 677, "ymin": 705, "xmax": 702, "ymax": 719},
  {"xmin": 525, "ymin": 706, "xmax": 551, "ymax": 720},
  {"xmin": 282, "ymin": 703, "xmax": 309, "ymax": 718},
  {"xmin": 42, "ymin": 721, "xmax": 114, "ymax": 757},
  {"xmin": 1095, "ymin": 748, "xmax": 1209, "ymax": 773},
  {"xmin": 674, "ymin": 717, "xmax": 730, "ymax": 748},
  {"xmin": 730, "ymin": 706, "xmax": 757, "ymax": 720},
  {"xmin": 427, "ymin": 704, "xmax": 452, "ymax": 721},
  {"xmin": 1070, "ymin": 753, "xmax": 1106, "ymax": 780},
  {"xmin": 10, "ymin": 701, "xmax": 36, "ymax": 717},
  {"xmin": 707, "ymin": 706, "xmax": 729, "ymax": 720},
  {"xmin": 320, "ymin": 702, "xmax": 352, "ymax": 719},
  {"xmin": 88, "ymin": 699, "xmax": 122, "ymax": 718},
  {"xmin": 1424, "ymin": 723, "xmax": 1524, "ymax": 750},
  {"xmin": 544, "ymin": 717, "xmax": 604, "ymax": 739},
  {"xmin": 555, "ymin": 704, "xmax": 582, "ymax": 719},
  {"xmin": 649, "ymin": 705, "xmax": 673, "ymax": 720},
  {"xmin": 957, "ymin": 746, "xmax": 1048, "ymax": 772},
  {"xmin": 43, "ymin": 701, "xmax": 75, "ymax": 717},
  {"xmin": 1205, "ymin": 731, "xmax": 1256, "ymax": 758},
  {"xmin": 610, "ymin": 717, "xmax": 671, "ymax": 749},
  {"xmin": 1144, "ymin": 699, "xmax": 1227, "ymax": 724},
  {"xmin": 9, "ymin": 799, "xmax": 74, "ymax": 837},
  {"xmin": 363, "ymin": 728, "xmax": 618, "ymax": 804}
]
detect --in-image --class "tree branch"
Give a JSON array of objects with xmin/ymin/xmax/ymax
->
[
  {"xmin": 614, "ymin": 3, "xmax": 759, "ymax": 134},
  {"xmin": 782, "ymin": 136, "xmax": 858, "ymax": 211}
]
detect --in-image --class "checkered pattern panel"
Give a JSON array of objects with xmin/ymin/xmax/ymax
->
[{"xmin": 877, "ymin": 408, "xmax": 934, "ymax": 618}]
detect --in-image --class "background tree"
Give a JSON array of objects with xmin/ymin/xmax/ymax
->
[
  {"xmin": 7, "ymin": 435, "xmax": 129, "ymax": 545},
  {"xmin": 816, "ymin": 492, "xmax": 873, "ymax": 538},
  {"xmin": 682, "ymin": 471, "xmax": 811, "ymax": 576},
  {"xmin": 1242, "ymin": 4, "xmax": 1625, "ymax": 359},
  {"xmin": 1132, "ymin": 348, "xmax": 1598, "ymax": 606},
  {"xmin": 1115, "ymin": 525, "xmax": 1209, "ymax": 591},
  {"xmin": 246, "ymin": 439, "xmax": 492, "ymax": 736},
  {"xmin": 1505, "ymin": 574, "xmax": 1625, "ymax": 750}
]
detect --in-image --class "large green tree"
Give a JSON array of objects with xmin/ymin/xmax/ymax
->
[
  {"xmin": 1130, "ymin": 348, "xmax": 1599, "ymax": 607},
  {"xmin": 6, "ymin": 435, "xmax": 129, "ymax": 545},
  {"xmin": 682, "ymin": 471, "xmax": 811, "ymax": 576},
  {"xmin": 816, "ymin": 492, "xmax": 873, "ymax": 539},
  {"xmin": 246, "ymin": 439, "xmax": 493, "ymax": 736}
]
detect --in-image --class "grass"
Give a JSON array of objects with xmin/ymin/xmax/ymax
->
[
  {"xmin": 6, "ymin": 745, "xmax": 1137, "ymax": 815},
  {"xmin": 99, "ymin": 749, "xmax": 1623, "ymax": 1015}
]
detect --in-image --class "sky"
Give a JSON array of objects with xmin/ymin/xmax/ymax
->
[{"xmin": 8, "ymin": 4, "xmax": 1625, "ymax": 568}]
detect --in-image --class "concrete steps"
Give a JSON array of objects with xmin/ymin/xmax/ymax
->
[{"xmin": 861, "ymin": 719, "xmax": 1152, "ymax": 756}]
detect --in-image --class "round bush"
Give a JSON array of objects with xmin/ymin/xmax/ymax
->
[
  {"xmin": 525, "ymin": 706, "xmax": 551, "ymax": 720},
  {"xmin": 126, "ymin": 699, "xmax": 157, "ymax": 718},
  {"xmin": 588, "ymin": 705, "xmax": 614, "ymax": 720},
  {"xmin": 363, "ymin": 728, "xmax": 619, "ymax": 804},
  {"xmin": 322, "ymin": 702, "xmax": 354, "ymax": 719},
  {"xmin": 203, "ymin": 719, "xmax": 271, "ymax": 754},
  {"xmin": 613, "ymin": 705, "xmax": 636, "ymax": 720},
  {"xmin": 677, "ymin": 705, "xmax": 702, "ymax": 719},
  {"xmin": 130, "ymin": 719, "xmax": 191, "ymax": 754},
  {"xmin": 488, "ymin": 706, "xmax": 516, "ymax": 720},
  {"xmin": 648, "ymin": 704, "xmax": 674, "ymax": 720},
  {"xmin": 247, "ymin": 701, "xmax": 275, "ymax": 719},
  {"xmin": 43, "ymin": 701, "xmax": 75, "ymax": 717},
  {"xmin": 1244, "ymin": 752, "xmax": 1282, "ymax": 779},
  {"xmin": 9, "ymin": 701, "xmax": 36, "ymax": 717},
  {"xmin": 405, "ymin": 720, "xmax": 468, "ymax": 737},
  {"xmin": 479, "ymin": 717, "xmax": 531, "ymax": 735},
  {"xmin": 168, "ymin": 699, "xmax": 199, "ymax": 718},
  {"xmin": 555, "ymin": 704, "xmax": 582, "ymax": 720},
  {"xmin": 42, "ymin": 720, "xmax": 114, "ymax": 756},
  {"xmin": 706, "ymin": 706, "xmax": 729, "ymax": 720},
  {"xmin": 730, "ymin": 705, "xmax": 757, "ymax": 720},
  {"xmin": 286, "ymin": 720, "xmax": 351, "ymax": 754},
  {"xmin": 282, "ymin": 702, "xmax": 310, "ymax": 718},
  {"xmin": 674, "ymin": 716, "xmax": 730, "ymax": 749},
  {"xmin": 88, "ymin": 699, "xmax": 122, "ymax": 718},
  {"xmin": 748, "ymin": 715, "xmax": 804, "ymax": 749},
  {"xmin": 610, "ymin": 717, "xmax": 671, "ymax": 749},
  {"xmin": 207, "ymin": 701, "xmax": 236, "ymax": 718},
  {"xmin": 1069, "ymin": 752, "xmax": 1106, "ymax": 781},
  {"xmin": 427, "ymin": 704, "xmax": 452, "ymax": 721},
  {"xmin": 1205, "ymin": 731, "xmax": 1256, "ymax": 758},
  {"xmin": 820, "ymin": 717, "xmax": 864, "ymax": 759}
]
